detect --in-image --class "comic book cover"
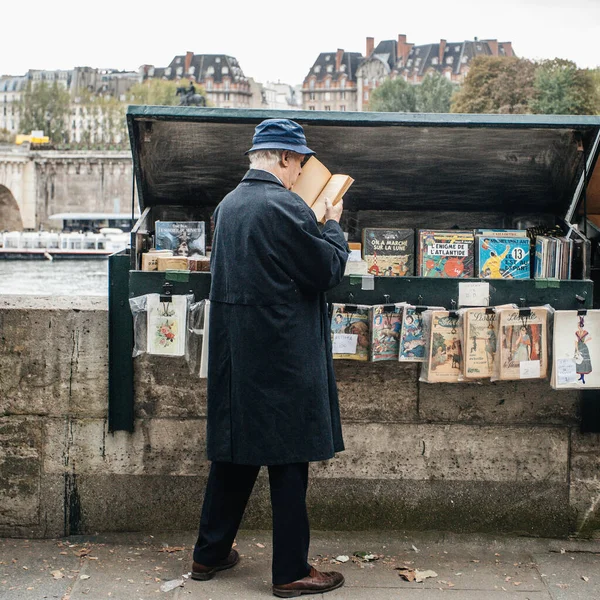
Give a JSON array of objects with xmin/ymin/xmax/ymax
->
[
  {"xmin": 497, "ymin": 307, "xmax": 548, "ymax": 380},
  {"xmin": 417, "ymin": 230, "xmax": 475, "ymax": 278},
  {"xmin": 476, "ymin": 235, "xmax": 531, "ymax": 279},
  {"xmin": 463, "ymin": 308, "xmax": 500, "ymax": 379},
  {"xmin": 424, "ymin": 311, "xmax": 463, "ymax": 383},
  {"xmin": 370, "ymin": 303, "xmax": 405, "ymax": 361},
  {"xmin": 330, "ymin": 303, "xmax": 370, "ymax": 361},
  {"xmin": 362, "ymin": 229, "xmax": 414, "ymax": 276},
  {"xmin": 398, "ymin": 305, "xmax": 442, "ymax": 362},
  {"xmin": 552, "ymin": 310, "xmax": 600, "ymax": 389},
  {"xmin": 155, "ymin": 221, "xmax": 206, "ymax": 256}
]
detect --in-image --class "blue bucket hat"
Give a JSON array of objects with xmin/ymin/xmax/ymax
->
[{"xmin": 246, "ymin": 118, "xmax": 315, "ymax": 155}]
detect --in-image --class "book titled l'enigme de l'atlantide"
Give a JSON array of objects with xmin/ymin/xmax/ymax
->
[
  {"xmin": 291, "ymin": 157, "xmax": 354, "ymax": 223},
  {"xmin": 417, "ymin": 230, "xmax": 475, "ymax": 278}
]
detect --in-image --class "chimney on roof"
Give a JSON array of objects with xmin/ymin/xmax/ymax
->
[
  {"xmin": 439, "ymin": 39, "xmax": 446, "ymax": 64},
  {"xmin": 397, "ymin": 34, "xmax": 412, "ymax": 66},
  {"xmin": 184, "ymin": 51, "xmax": 193, "ymax": 75},
  {"xmin": 336, "ymin": 48, "xmax": 344, "ymax": 71},
  {"xmin": 486, "ymin": 39, "xmax": 499, "ymax": 56},
  {"xmin": 501, "ymin": 42, "xmax": 514, "ymax": 57},
  {"xmin": 366, "ymin": 37, "xmax": 374, "ymax": 57}
]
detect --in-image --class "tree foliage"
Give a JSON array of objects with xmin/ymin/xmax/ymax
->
[
  {"xmin": 530, "ymin": 59, "xmax": 597, "ymax": 115},
  {"xmin": 416, "ymin": 72, "xmax": 456, "ymax": 112},
  {"xmin": 18, "ymin": 81, "xmax": 71, "ymax": 142},
  {"xmin": 369, "ymin": 77, "xmax": 417, "ymax": 112},
  {"xmin": 127, "ymin": 78, "xmax": 207, "ymax": 106},
  {"xmin": 451, "ymin": 57, "xmax": 536, "ymax": 114}
]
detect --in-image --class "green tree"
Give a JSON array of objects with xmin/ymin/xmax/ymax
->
[
  {"xmin": 18, "ymin": 81, "xmax": 71, "ymax": 142},
  {"xmin": 451, "ymin": 56, "xmax": 536, "ymax": 114},
  {"xmin": 416, "ymin": 72, "xmax": 456, "ymax": 112},
  {"xmin": 127, "ymin": 78, "xmax": 208, "ymax": 106},
  {"xmin": 369, "ymin": 77, "xmax": 417, "ymax": 112},
  {"xmin": 531, "ymin": 59, "xmax": 597, "ymax": 115}
]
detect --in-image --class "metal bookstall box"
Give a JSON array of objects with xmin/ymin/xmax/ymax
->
[{"xmin": 108, "ymin": 107, "xmax": 600, "ymax": 432}]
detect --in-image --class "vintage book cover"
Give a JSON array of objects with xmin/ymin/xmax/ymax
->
[
  {"xmin": 497, "ymin": 307, "xmax": 548, "ymax": 380},
  {"xmin": 362, "ymin": 228, "xmax": 414, "ymax": 277},
  {"xmin": 475, "ymin": 229, "xmax": 529, "ymax": 238},
  {"xmin": 146, "ymin": 294, "xmax": 187, "ymax": 357},
  {"xmin": 424, "ymin": 310, "xmax": 463, "ymax": 383},
  {"xmin": 155, "ymin": 221, "xmax": 206, "ymax": 256},
  {"xmin": 417, "ymin": 230, "xmax": 475, "ymax": 278},
  {"xmin": 370, "ymin": 303, "xmax": 405, "ymax": 361},
  {"xmin": 399, "ymin": 305, "xmax": 443, "ymax": 362},
  {"xmin": 291, "ymin": 156, "xmax": 354, "ymax": 223},
  {"xmin": 330, "ymin": 303, "xmax": 370, "ymax": 361},
  {"xmin": 552, "ymin": 310, "xmax": 600, "ymax": 389},
  {"xmin": 476, "ymin": 235, "xmax": 531, "ymax": 279},
  {"xmin": 463, "ymin": 308, "xmax": 501, "ymax": 379}
]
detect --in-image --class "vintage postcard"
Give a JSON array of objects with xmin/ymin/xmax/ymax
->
[
  {"xmin": 497, "ymin": 307, "xmax": 548, "ymax": 380},
  {"xmin": 552, "ymin": 310, "xmax": 600, "ymax": 389},
  {"xmin": 146, "ymin": 293, "xmax": 187, "ymax": 356},
  {"xmin": 370, "ymin": 303, "xmax": 405, "ymax": 361},
  {"xmin": 424, "ymin": 310, "xmax": 463, "ymax": 383},
  {"xmin": 330, "ymin": 303, "xmax": 370, "ymax": 361}
]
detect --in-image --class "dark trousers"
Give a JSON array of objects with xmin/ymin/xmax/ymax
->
[{"xmin": 194, "ymin": 461, "xmax": 312, "ymax": 585}]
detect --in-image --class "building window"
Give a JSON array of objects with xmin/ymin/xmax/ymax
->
[
  {"xmin": 189, "ymin": 66, "xmax": 195, "ymax": 74},
  {"xmin": 364, "ymin": 91, "xmax": 369, "ymax": 100},
  {"xmin": 455, "ymin": 45, "xmax": 460, "ymax": 52},
  {"xmin": 432, "ymin": 57, "xmax": 438, "ymax": 65},
  {"xmin": 165, "ymin": 67, "xmax": 172, "ymax": 76},
  {"xmin": 309, "ymin": 92, "xmax": 315, "ymax": 100},
  {"xmin": 222, "ymin": 67, "xmax": 229, "ymax": 74},
  {"xmin": 176, "ymin": 57, "xmax": 181, "ymax": 64},
  {"xmin": 325, "ymin": 92, "xmax": 331, "ymax": 101},
  {"xmin": 314, "ymin": 65, "xmax": 321, "ymax": 74},
  {"xmin": 327, "ymin": 65, "xmax": 333, "ymax": 73},
  {"xmin": 340, "ymin": 91, "xmax": 346, "ymax": 99},
  {"xmin": 309, "ymin": 78, "xmax": 315, "ymax": 90},
  {"xmin": 215, "ymin": 57, "xmax": 221, "ymax": 63},
  {"xmin": 224, "ymin": 93, "xmax": 230, "ymax": 101},
  {"xmin": 324, "ymin": 106, "xmax": 331, "ymax": 110},
  {"xmin": 309, "ymin": 106, "xmax": 315, "ymax": 110},
  {"xmin": 446, "ymin": 56, "xmax": 454, "ymax": 65},
  {"xmin": 207, "ymin": 66, "xmax": 214, "ymax": 75},
  {"xmin": 325, "ymin": 78, "xmax": 331, "ymax": 89},
  {"xmin": 340, "ymin": 105, "xmax": 346, "ymax": 111},
  {"xmin": 176, "ymin": 67, "xmax": 183, "ymax": 76},
  {"xmin": 325, "ymin": 55, "xmax": 330, "ymax": 61},
  {"xmin": 461, "ymin": 56, "xmax": 468, "ymax": 63}
]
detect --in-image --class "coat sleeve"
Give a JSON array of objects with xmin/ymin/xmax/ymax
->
[{"xmin": 267, "ymin": 192, "xmax": 349, "ymax": 293}]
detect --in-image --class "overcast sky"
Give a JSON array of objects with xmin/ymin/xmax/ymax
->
[{"xmin": 2, "ymin": 0, "xmax": 599, "ymax": 86}]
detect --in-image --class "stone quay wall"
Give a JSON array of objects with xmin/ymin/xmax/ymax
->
[{"xmin": 1, "ymin": 296, "xmax": 599, "ymax": 539}]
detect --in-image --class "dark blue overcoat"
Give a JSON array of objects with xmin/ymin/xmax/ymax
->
[{"xmin": 207, "ymin": 169, "xmax": 349, "ymax": 465}]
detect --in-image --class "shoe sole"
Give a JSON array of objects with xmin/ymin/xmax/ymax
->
[
  {"xmin": 191, "ymin": 555, "xmax": 240, "ymax": 581},
  {"xmin": 272, "ymin": 577, "xmax": 345, "ymax": 598}
]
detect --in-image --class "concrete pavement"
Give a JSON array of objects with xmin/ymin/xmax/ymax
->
[{"xmin": 1, "ymin": 530, "xmax": 599, "ymax": 599}]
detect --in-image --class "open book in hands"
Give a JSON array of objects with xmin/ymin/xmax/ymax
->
[{"xmin": 291, "ymin": 156, "xmax": 354, "ymax": 223}]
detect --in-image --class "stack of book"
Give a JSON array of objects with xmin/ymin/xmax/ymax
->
[{"xmin": 534, "ymin": 235, "xmax": 573, "ymax": 279}]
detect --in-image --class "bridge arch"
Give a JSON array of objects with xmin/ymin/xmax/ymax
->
[{"xmin": 0, "ymin": 185, "xmax": 23, "ymax": 231}]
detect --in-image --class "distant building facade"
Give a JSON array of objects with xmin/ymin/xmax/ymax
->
[
  {"xmin": 140, "ymin": 51, "xmax": 252, "ymax": 109},
  {"xmin": 303, "ymin": 35, "xmax": 515, "ymax": 111},
  {"xmin": 301, "ymin": 49, "xmax": 363, "ymax": 112}
]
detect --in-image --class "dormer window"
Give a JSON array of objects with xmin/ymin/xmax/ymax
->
[
  {"xmin": 314, "ymin": 65, "xmax": 321, "ymax": 73},
  {"xmin": 455, "ymin": 45, "xmax": 460, "ymax": 52},
  {"xmin": 446, "ymin": 56, "xmax": 454, "ymax": 65},
  {"xmin": 165, "ymin": 67, "xmax": 172, "ymax": 76},
  {"xmin": 189, "ymin": 66, "xmax": 195, "ymax": 74},
  {"xmin": 326, "ymin": 65, "xmax": 333, "ymax": 73},
  {"xmin": 176, "ymin": 67, "xmax": 183, "ymax": 76},
  {"xmin": 431, "ymin": 57, "xmax": 438, "ymax": 65},
  {"xmin": 207, "ymin": 66, "xmax": 214, "ymax": 75},
  {"xmin": 222, "ymin": 67, "xmax": 229, "ymax": 74},
  {"xmin": 340, "ymin": 64, "xmax": 346, "ymax": 72},
  {"xmin": 176, "ymin": 57, "xmax": 181, "ymax": 64},
  {"xmin": 215, "ymin": 57, "xmax": 221, "ymax": 63},
  {"xmin": 325, "ymin": 55, "xmax": 330, "ymax": 61}
]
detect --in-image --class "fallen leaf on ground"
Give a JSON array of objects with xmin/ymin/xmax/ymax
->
[
  {"xmin": 396, "ymin": 567, "xmax": 438, "ymax": 583},
  {"xmin": 160, "ymin": 578, "xmax": 184, "ymax": 592},
  {"xmin": 80, "ymin": 574, "xmax": 90, "ymax": 580},
  {"xmin": 412, "ymin": 545, "xmax": 420, "ymax": 553},
  {"xmin": 158, "ymin": 547, "xmax": 186, "ymax": 553},
  {"xmin": 353, "ymin": 552, "xmax": 377, "ymax": 561},
  {"xmin": 256, "ymin": 543, "xmax": 265, "ymax": 548},
  {"xmin": 51, "ymin": 570, "xmax": 64, "ymax": 579},
  {"xmin": 582, "ymin": 576, "xmax": 589, "ymax": 582},
  {"xmin": 335, "ymin": 555, "xmax": 350, "ymax": 563}
]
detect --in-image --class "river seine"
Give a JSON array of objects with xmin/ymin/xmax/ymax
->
[{"xmin": 0, "ymin": 260, "xmax": 108, "ymax": 296}]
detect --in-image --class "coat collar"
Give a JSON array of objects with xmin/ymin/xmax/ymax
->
[{"xmin": 242, "ymin": 169, "xmax": 285, "ymax": 188}]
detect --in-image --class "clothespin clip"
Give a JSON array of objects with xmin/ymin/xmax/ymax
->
[
  {"xmin": 160, "ymin": 281, "xmax": 174, "ymax": 302},
  {"xmin": 576, "ymin": 292, "xmax": 587, "ymax": 316},
  {"xmin": 345, "ymin": 292, "xmax": 357, "ymax": 312},
  {"xmin": 518, "ymin": 297, "xmax": 530, "ymax": 318},
  {"xmin": 485, "ymin": 307, "xmax": 495, "ymax": 315}
]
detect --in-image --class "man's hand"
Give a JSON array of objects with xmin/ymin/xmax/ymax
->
[{"xmin": 324, "ymin": 197, "xmax": 343, "ymax": 223}]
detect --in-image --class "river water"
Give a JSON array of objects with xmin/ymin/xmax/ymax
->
[{"xmin": 0, "ymin": 260, "xmax": 108, "ymax": 296}]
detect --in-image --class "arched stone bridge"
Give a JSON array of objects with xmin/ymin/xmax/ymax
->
[{"xmin": 0, "ymin": 148, "xmax": 133, "ymax": 231}]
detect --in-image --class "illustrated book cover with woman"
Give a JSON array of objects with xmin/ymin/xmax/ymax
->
[
  {"xmin": 552, "ymin": 310, "xmax": 600, "ymax": 389},
  {"xmin": 497, "ymin": 306, "xmax": 549, "ymax": 380},
  {"xmin": 423, "ymin": 310, "xmax": 463, "ymax": 383}
]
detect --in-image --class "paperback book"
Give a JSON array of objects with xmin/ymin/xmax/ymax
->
[
  {"xmin": 330, "ymin": 303, "xmax": 370, "ymax": 361},
  {"xmin": 362, "ymin": 228, "xmax": 414, "ymax": 277},
  {"xmin": 476, "ymin": 234, "xmax": 530, "ymax": 279},
  {"xmin": 155, "ymin": 221, "xmax": 206, "ymax": 257},
  {"xmin": 497, "ymin": 307, "xmax": 549, "ymax": 380},
  {"xmin": 398, "ymin": 305, "xmax": 443, "ymax": 362},
  {"xmin": 418, "ymin": 230, "xmax": 475, "ymax": 278},
  {"xmin": 463, "ymin": 307, "xmax": 501, "ymax": 379},
  {"xmin": 424, "ymin": 310, "xmax": 463, "ymax": 383},
  {"xmin": 370, "ymin": 303, "xmax": 406, "ymax": 361},
  {"xmin": 551, "ymin": 310, "xmax": 600, "ymax": 389}
]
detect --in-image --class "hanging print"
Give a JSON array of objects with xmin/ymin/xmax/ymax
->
[{"xmin": 147, "ymin": 294, "xmax": 188, "ymax": 356}]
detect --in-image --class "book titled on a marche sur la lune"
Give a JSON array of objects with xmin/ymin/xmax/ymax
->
[{"xmin": 291, "ymin": 157, "xmax": 354, "ymax": 223}]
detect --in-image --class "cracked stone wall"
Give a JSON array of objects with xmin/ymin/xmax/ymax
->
[{"xmin": 1, "ymin": 296, "xmax": 599, "ymax": 538}]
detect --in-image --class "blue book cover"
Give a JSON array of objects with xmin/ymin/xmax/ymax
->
[{"xmin": 476, "ymin": 235, "xmax": 530, "ymax": 279}]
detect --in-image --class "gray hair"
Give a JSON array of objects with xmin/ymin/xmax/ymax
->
[{"xmin": 248, "ymin": 149, "xmax": 284, "ymax": 170}]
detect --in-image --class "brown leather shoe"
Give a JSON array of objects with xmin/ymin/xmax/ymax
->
[
  {"xmin": 191, "ymin": 549, "xmax": 240, "ymax": 581},
  {"xmin": 272, "ymin": 567, "xmax": 344, "ymax": 598}
]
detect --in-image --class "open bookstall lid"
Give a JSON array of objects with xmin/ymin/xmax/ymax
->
[{"xmin": 126, "ymin": 106, "xmax": 600, "ymax": 219}]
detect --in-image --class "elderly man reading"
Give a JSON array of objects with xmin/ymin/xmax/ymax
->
[{"xmin": 191, "ymin": 119, "xmax": 349, "ymax": 597}]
